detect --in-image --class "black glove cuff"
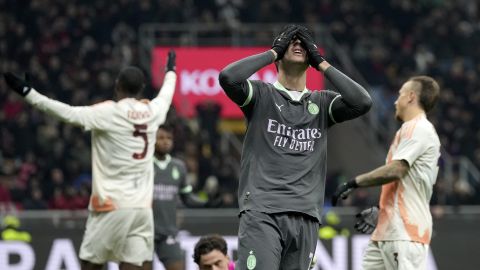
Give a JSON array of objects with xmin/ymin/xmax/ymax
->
[
  {"xmin": 271, "ymin": 46, "xmax": 284, "ymax": 61},
  {"xmin": 346, "ymin": 179, "xmax": 359, "ymax": 189},
  {"xmin": 22, "ymin": 86, "xmax": 32, "ymax": 97}
]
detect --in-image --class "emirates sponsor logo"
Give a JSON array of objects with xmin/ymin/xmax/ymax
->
[{"xmin": 267, "ymin": 119, "xmax": 322, "ymax": 152}]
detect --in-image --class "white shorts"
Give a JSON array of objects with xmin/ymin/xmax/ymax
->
[
  {"xmin": 362, "ymin": 240, "xmax": 428, "ymax": 270},
  {"xmin": 79, "ymin": 208, "xmax": 154, "ymax": 266}
]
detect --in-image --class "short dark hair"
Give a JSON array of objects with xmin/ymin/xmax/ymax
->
[
  {"xmin": 116, "ymin": 66, "xmax": 145, "ymax": 96},
  {"xmin": 193, "ymin": 234, "xmax": 228, "ymax": 264},
  {"xmin": 409, "ymin": 75, "xmax": 440, "ymax": 113},
  {"xmin": 158, "ymin": 124, "xmax": 174, "ymax": 134}
]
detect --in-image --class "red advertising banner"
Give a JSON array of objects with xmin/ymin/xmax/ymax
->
[{"xmin": 151, "ymin": 47, "xmax": 324, "ymax": 118}]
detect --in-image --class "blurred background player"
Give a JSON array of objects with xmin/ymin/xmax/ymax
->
[
  {"xmin": 332, "ymin": 76, "xmax": 441, "ymax": 270},
  {"xmin": 218, "ymin": 24, "xmax": 372, "ymax": 269},
  {"xmin": 2, "ymin": 50, "xmax": 177, "ymax": 270},
  {"xmin": 153, "ymin": 124, "xmax": 215, "ymax": 270},
  {"xmin": 193, "ymin": 234, "xmax": 234, "ymax": 270}
]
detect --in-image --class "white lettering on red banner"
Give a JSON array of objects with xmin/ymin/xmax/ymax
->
[{"xmin": 151, "ymin": 47, "xmax": 325, "ymax": 118}]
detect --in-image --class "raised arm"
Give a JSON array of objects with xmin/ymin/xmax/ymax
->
[
  {"xmin": 322, "ymin": 63, "xmax": 373, "ymax": 122},
  {"xmin": 219, "ymin": 24, "xmax": 299, "ymax": 105},
  {"xmin": 331, "ymin": 160, "xmax": 409, "ymax": 206},
  {"xmin": 3, "ymin": 72, "xmax": 112, "ymax": 129},
  {"xmin": 296, "ymin": 28, "xmax": 372, "ymax": 123},
  {"xmin": 152, "ymin": 50, "xmax": 177, "ymax": 113},
  {"xmin": 218, "ymin": 51, "xmax": 275, "ymax": 105}
]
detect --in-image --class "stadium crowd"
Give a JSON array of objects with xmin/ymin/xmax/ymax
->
[{"xmin": 1, "ymin": 0, "xmax": 480, "ymax": 211}]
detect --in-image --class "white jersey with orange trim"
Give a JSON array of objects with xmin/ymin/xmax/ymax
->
[
  {"xmin": 25, "ymin": 71, "xmax": 177, "ymax": 211},
  {"xmin": 371, "ymin": 113, "xmax": 440, "ymax": 245}
]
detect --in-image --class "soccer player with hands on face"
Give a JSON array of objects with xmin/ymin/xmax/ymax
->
[
  {"xmin": 332, "ymin": 76, "xmax": 441, "ymax": 270},
  {"xmin": 3, "ymin": 50, "xmax": 177, "ymax": 270},
  {"xmin": 219, "ymin": 24, "xmax": 372, "ymax": 269}
]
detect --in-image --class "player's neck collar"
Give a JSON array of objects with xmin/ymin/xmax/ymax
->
[
  {"xmin": 154, "ymin": 154, "xmax": 172, "ymax": 169},
  {"xmin": 273, "ymin": 81, "xmax": 309, "ymax": 101}
]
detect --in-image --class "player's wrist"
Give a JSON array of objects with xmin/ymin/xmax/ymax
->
[
  {"xmin": 269, "ymin": 49, "xmax": 278, "ymax": 62},
  {"xmin": 346, "ymin": 179, "xmax": 359, "ymax": 189},
  {"xmin": 318, "ymin": 61, "xmax": 330, "ymax": 72}
]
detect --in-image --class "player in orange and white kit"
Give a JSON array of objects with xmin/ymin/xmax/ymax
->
[
  {"xmin": 3, "ymin": 50, "xmax": 177, "ymax": 270},
  {"xmin": 332, "ymin": 76, "xmax": 441, "ymax": 270}
]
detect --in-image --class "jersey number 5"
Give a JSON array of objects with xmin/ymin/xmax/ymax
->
[{"xmin": 133, "ymin": 124, "xmax": 148, "ymax": 159}]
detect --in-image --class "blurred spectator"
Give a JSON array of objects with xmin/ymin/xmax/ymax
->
[
  {"xmin": 0, "ymin": 178, "xmax": 12, "ymax": 203},
  {"xmin": 23, "ymin": 187, "xmax": 48, "ymax": 210},
  {"xmin": 49, "ymin": 187, "xmax": 70, "ymax": 210},
  {"xmin": 196, "ymin": 100, "xmax": 222, "ymax": 155},
  {"xmin": 43, "ymin": 167, "xmax": 66, "ymax": 201}
]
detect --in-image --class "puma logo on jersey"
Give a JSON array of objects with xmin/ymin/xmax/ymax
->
[{"xmin": 275, "ymin": 103, "xmax": 284, "ymax": 112}]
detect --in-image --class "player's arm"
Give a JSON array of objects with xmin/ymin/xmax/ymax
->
[
  {"xmin": 357, "ymin": 128, "xmax": 428, "ymax": 187},
  {"xmin": 332, "ymin": 160, "xmax": 409, "ymax": 206},
  {"xmin": 332, "ymin": 126, "xmax": 428, "ymax": 205},
  {"xmin": 26, "ymin": 90, "xmax": 113, "ymax": 128},
  {"xmin": 219, "ymin": 25, "xmax": 299, "ymax": 105},
  {"xmin": 296, "ymin": 29, "xmax": 372, "ymax": 123},
  {"xmin": 3, "ymin": 72, "xmax": 112, "ymax": 129},
  {"xmin": 322, "ymin": 64, "xmax": 372, "ymax": 122},
  {"xmin": 152, "ymin": 50, "xmax": 177, "ymax": 116},
  {"xmin": 355, "ymin": 160, "xmax": 409, "ymax": 187},
  {"xmin": 218, "ymin": 51, "xmax": 275, "ymax": 105}
]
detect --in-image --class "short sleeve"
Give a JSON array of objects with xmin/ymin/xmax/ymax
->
[{"xmin": 392, "ymin": 125, "xmax": 429, "ymax": 166}]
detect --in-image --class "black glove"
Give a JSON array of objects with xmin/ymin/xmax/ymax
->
[
  {"xmin": 354, "ymin": 206, "xmax": 379, "ymax": 234},
  {"xmin": 165, "ymin": 49, "xmax": 176, "ymax": 72},
  {"xmin": 331, "ymin": 179, "xmax": 358, "ymax": 206},
  {"xmin": 3, "ymin": 72, "xmax": 33, "ymax": 96},
  {"xmin": 271, "ymin": 24, "xmax": 299, "ymax": 61},
  {"xmin": 296, "ymin": 27, "xmax": 325, "ymax": 70}
]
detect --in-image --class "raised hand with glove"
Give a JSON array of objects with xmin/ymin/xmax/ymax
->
[
  {"xmin": 3, "ymin": 72, "xmax": 33, "ymax": 97},
  {"xmin": 271, "ymin": 24, "xmax": 300, "ymax": 61},
  {"xmin": 354, "ymin": 206, "xmax": 379, "ymax": 234},
  {"xmin": 165, "ymin": 49, "xmax": 176, "ymax": 73},
  {"xmin": 296, "ymin": 27, "xmax": 325, "ymax": 70}
]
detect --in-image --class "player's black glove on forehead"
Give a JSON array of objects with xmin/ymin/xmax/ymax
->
[
  {"xmin": 271, "ymin": 24, "xmax": 301, "ymax": 61},
  {"xmin": 296, "ymin": 25, "xmax": 314, "ymax": 39},
  {"xmin": 296, "ymin": 27, "xmax": 325, "ymax": 70}
]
